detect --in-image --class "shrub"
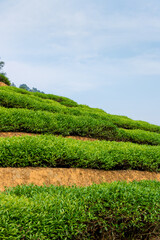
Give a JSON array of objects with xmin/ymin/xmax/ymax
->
[
  {"xmin": 116, "ymin": 128, "xmax": 160, "ymax": 146},
  {"xmin": 0, "ymin": 181, "xmax": 159, "ymax": 239},
  {"xmin": 0, "ymin": 74, "xmax": 11, "ymax": 86},
  {"xmin": 0, "ymin": 135, "xmax": 160, "ymax": 171},
  {"xmin": 0, "ymin": 86, "xmax": 78, "ymax": 107},
  {"xmin": 1, "ymin": 104, "xmax": 160, "ymax": 145},
  {"xmin": 0, "ymin": 107, "xmax": 117, "ymax": 139},
  {"xmin": 106, "ymin": 114, "xmax": 160, "ymax": 133},
  {"xmin": 1, "ymin": 86, "xmax": 160, "ymax": 136}
]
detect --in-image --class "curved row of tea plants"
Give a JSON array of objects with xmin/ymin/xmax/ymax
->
[
  {"xmin": 117, "ymin": 128, "xmax": 160, "ymax": 145},
  {"xmin": 0, "ymin": 86, "xmax": 78, "ymax": 107},
  {"xmin": 0, "ymin": 135, "xmax": 160, "ymax": 171},
  {"xmin": 0, "ymin": 181, "xmax": 159, "ymax": 239},
  {"xmin": 1, "ymin": 86, "xmax": 160, "ymax": 134},
  {"xmin": 0, "ymin": 107, "xmax": 117, "ymax": 140},
  {"xmin": 0, "ymin": 85, "xmax": 160, "ymax": 239},
  {"xmin": 106, "ymin": 114, "xmax": 160, "ymax": 133},
  {"xmin": 1, "ymin": 106, "xmax": 160, "ymax": 146}
]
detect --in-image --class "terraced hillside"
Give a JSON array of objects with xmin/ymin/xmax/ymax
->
[{"xmin": 0, "ymin": 84, "xmax": 160, "ymax": 239}]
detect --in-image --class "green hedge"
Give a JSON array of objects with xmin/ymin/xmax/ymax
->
[
  {"xmin": 0, "ymin": 88, "xmax": 111, "ymax": 119},
  {"xmin": 0, "ymin": 135, "xmax": 160, "ymax": 171},
  {"xmin": 117, "ymin": 128, "xmax": 160, "ymax": 146},
  {"xmin": 0, "ymin": 107, "xmax": 117, "ymax": 139},
  {"xmin": 106, "ymin": 114, "xmax": 160, "ymax": 134},
  {"xmin": 0, "ymin": 181, "xmax": 159, "ymax": 239},
  {"xmin": 0, "ymin": 89, "xmax": 111, "ymax": 118},
  {"xmin": 1, "ymin": 86, "xmax": 160, "ymax": 135},
  {"xmin": 1, "ymin": 106, "xmax": 160, "ymax": 145},
  {"xmin": 0, "ymin": 89, "xmax": 66, "ymax": 113},
  {"xmin": 0, "ymin": 86, "xmax": 78, "ymax": 107}
]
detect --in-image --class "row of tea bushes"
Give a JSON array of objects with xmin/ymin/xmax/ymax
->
[
  {"xmin": 0, "ymin": 86, "xmax": 78, "ymax": 107},
  {"xmin": 0, "ymin": 88, "xmax": 124, "ymax": 121},
  {"xmin": 1, "ymin": 181, "xmax": 159, "ymax": 239},
  {"xmin": 1, "ymin": 86, "xmax": 160, "ymax": 134},
  {"xmin": 117, "ymin": 128, "xmax": 160, "ymax": 146},
  {"xmin": 105, "ymin": 114, "xmax": 160, "ymax": 134},
  {"xmin": 0, "ymin": 89, "xmax": 67, "ymax": 113},
  {"xmin": 0, "ymin": 89, "xmax": 117, "ymax": 120},
  {"xmin": 1, "ymin": 106, "xmax": 160, "ymax": 146},
  {"xmin": 0, "ymin": 135, "xmax": 160, "ymax": 171},
  {"xmin": 0, "ymin": 107, "xmax": 117, "ymax": 139}
]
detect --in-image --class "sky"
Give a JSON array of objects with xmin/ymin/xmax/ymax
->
[{"xmin": 0, "ymin": 0, "xmax": 160, "ymax": 125}]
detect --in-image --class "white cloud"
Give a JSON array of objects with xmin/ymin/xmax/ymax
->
[
  {"xmin": 0, "ymin": 0, "xmax": 160, "ymax": 125},
  {"xmin": 1, "ymin": 0, "xmax": 160, "ymax": 60}
]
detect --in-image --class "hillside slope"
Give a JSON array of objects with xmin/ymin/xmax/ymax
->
[{"xmin": 0, "ymin": 83, "xmax": 160, "ymax": 239}]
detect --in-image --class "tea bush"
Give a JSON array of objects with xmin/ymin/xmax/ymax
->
[
  {"xmin": 0, "ymin": 135, "xmax": 160, "ymax": 171},
  {"xmin": 1, "ymin": 86, "xmax": 160, "ymax": 134},
  {"xmin": 1, "ymin": 87, "xmax": 160, "ymax": 145},
  {"xmin": 0, "ymin": 89, "xmax": 66, "ymax": 113},
  {"xmin": 0, "ymin": 86, "xmax": 78, "ymax": 107},
  {"xmin": 0, "ymin": 107, "xmax": 117, "ymax": 139},
  {"xmin": 1, "ymin": 106, "xmax": 160, "ymax": 145},
  {"xmin": 0, "ymin": 181, "xmax": 159, "ymax": 239},
  {"xmin": 106, "ymin": 114, "xmax": 160, "ymax": 133},
  {"xmin": 117, "ymin": 128, "xmax": 160, "ymax": 145}
]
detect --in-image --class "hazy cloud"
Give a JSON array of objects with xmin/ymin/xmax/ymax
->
[{"xmin": 0, "ymin": 0, "xmax": 160, "ymax": 124}]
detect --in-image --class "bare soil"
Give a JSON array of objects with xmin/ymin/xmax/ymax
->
[
  {"xmin": 0, "ymin": 132, "xmax": 97, "ymax": 141},
  {"xmin": 0, "ymin": 132, "xmax": 160, "ymax": 191},
  {"xmin": 0, "ymin": 132, "xmax": 38, "ymax": 137},
  {"xmin": 0, "ymin": 82, "xmax": 7, "ymax": 86},
  {"xmin": 0, "ymin": 168, "xmax": 159, "ymax": 191}
]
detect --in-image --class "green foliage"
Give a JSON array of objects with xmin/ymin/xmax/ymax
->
[
  {"xmin": 19, "ymin": 83, "xmax": 30, "ymax": 91},
  {"xmin": 0, "ymin": 89, "xmax": 66, "ymax": 113},
  {"xmin": 1, "ymin": 86, "xmax": 160, "ymax": 134},
  {"xmin": 0, "ymin": 74, "xmax": 11, "ymax": 86},
  {"xmin": 106, "ymin": 114, "xmax": 160, "ymax": 133},
  {"xmin": 0, "ymin": 88, "xmax": 104, "ymax": 117},
  {"xmin": 0, "ymin": 181, "xmax": 159, "ymax": 239},
  {"xmin": 116, "ymin": 128, "xmax": 160, "ymax": 146},
  {"xmin": 0, "ymin": 59, "xmax": 10, "ymax": 86},
  {"xmin": 0, "ymin": 107, "xmax": 117, "ymax": 139},
  {"xmin": 1, "ymin": 88, "xmax": 160, "ymax": 146},
  {"xmin": 1, "ymin": 86, "xmax": 78, "ymax": 107},
  {"xmin": 1, "ymin": 95, "xmax": 160, "ymax": 145},
  {"xmin": 11, "ymin": 82, "xmax": 16, "ymax": 87},
  {"xmin": 19, "ymin": 83, "xmax": 44, "ymax": 93},
  {"xmin": 0, "ymin": 72, "xmax": 160, "ymax": 239},
  {"xmin": 0, "ymin": 134, "xmax": 160, "ymax": 171},
  {"xmin": 0, "ymin": 60, "xmax": 4, "ymax": 71}
]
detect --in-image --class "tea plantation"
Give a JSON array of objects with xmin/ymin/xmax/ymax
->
[{"xmin": 0, "ymin": 85, "xmax": 159, "ymax": 239}]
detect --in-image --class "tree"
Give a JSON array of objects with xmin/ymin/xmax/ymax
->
[
  {"xmin": 0, "ymin": 75, "xmax": 11, "ymax": 86},
  {"xmin": 0, "ymin": 60, "xmax": 4, "ymax": 71},
  {"xmin": 19, "ymin": 84, "xmax": 44, "ymax": 93},
  {"xmin": 11, "ymin": 82, "xmax": 16, "ymax": 87},
  {"xmin": 19, "ymin": 84, "xmax": 30, "ymax": 91},
  {"xmin": 30, "ymin": 87, "xmax": 44, "ymax": 93},
  {"xmin": 0, "ymin": 58, "xmax": 11, "ymax": 86}
]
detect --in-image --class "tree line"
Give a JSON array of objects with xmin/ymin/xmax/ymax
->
[
  {"xmin": 0, "ymin": 59, "xmax": 44, "ymax": 93},
  {"xmin": 0, "ymin": 59, "xmax": 11, "ymax": 86}
]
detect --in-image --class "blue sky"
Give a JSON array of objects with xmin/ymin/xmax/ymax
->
[{"xmin": 0, "ymin": 0, "xmax": 160, "ymax": 125}]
